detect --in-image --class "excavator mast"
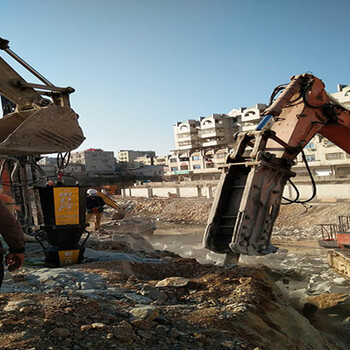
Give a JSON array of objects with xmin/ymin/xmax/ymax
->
[{"xmin": 0, "ymin": 37, "xmax": 87, "ymax": 266}]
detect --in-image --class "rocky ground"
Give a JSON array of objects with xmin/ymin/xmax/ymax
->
[{"xmin": 0, "ymin": 197, "xmax": 350, "ymax": 349}]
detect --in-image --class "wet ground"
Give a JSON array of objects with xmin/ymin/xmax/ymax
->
[{"xmin": 150, "ymin": 223, "xmax": 350, "ymax": 349}]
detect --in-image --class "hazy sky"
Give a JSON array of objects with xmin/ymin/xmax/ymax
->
[{"xmin": 2, "ymin": 0, "xmax": 349, "ymax": 156}]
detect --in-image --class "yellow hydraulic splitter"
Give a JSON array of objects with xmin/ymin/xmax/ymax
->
[{"xmin": 35, "ymin": 184, "xmax": 89, "ymax": 267}]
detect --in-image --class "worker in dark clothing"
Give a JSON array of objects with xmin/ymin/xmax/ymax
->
[
  {"xmin": 86, "ymin": 189, "xmax": 105, "ymax": 232},
  {"xmin": 0, "ymin": 198, "xmax": 25, "ymax": 289}
]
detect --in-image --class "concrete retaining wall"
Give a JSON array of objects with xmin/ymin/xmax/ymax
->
[
  {"xmin": 122, "ymin": 180, "xmax": 350, "ymax": 201},
  {"xmin": 152, "ymin": 187, "xmax": 178, "ymax": 197}
]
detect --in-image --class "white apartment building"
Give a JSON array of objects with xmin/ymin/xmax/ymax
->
[
  {"xmin": 228, "ymin": 104, "xmax": 268, "ymax": 131},
  {"xmin": 294, "ymin": 136, "xmax": 350, "ymax": 177},
  {"xmin": 168, "ymin": 114, "xmax": 237, "ymax": 176},
  {"xmin": 167, "ymin": 147, "xmax": 230, "ymax": 176},
  {"xmin": 167, "ymin": 84, "xmax": 350, "ymax": 179},
  {"xmin": 174, "ymin": 115, "xmax": 237, "ymax": 151},
  {"xmin": 173, "ymin": 120, "xmax": 201, "ymax": 150},
  {"xmin": 70, "ymin": 149, "xmax": 115, "ymax": 173},
  {"xmin": 118, "ymin": 150, "xmax": 156, "ymax": 168},
  {"xmin": 199, "ymin": 114, "xmax": 236, "ymax": 147}
]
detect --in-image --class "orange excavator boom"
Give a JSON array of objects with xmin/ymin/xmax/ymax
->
[{"xmin": 204, "ymin": 73, "xmax": 350, "ymax": 257}]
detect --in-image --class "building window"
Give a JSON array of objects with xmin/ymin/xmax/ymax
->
[
  {"xmin": 216, "ymin": 153, "xmax": 226, "ymax": 158},
  {"xmin": 170, "ymin": 158, "xmax": 177, "ymax": 163},
  {"xmin": 324, "ymin": 140, "xmax": 335, "ymax": 147},
  {"xmin": 192, "ymin": 156, "xmax": 201, "ymax": 161},
  {"xmin": 325, "ymin": 152, "xmax": 344, "ymax": 160},
  {"xmin": 193, "ymin": 165, "xmax": 201, "ymax": 169},
  {"xmin": 305, "ymin": 142, "xmax": 315, "ymax": 149},
  {"xmin": 171, "ymin": 167, "xmax": 178, "ymax": 171},
  {"xmin": 306, "ymin": 155, "xmax": 316, "ymax": 161}
]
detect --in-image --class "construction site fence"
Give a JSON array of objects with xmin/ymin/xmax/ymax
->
[{"xmin": 122, "ymin": 179, "xmax": 350, "ymax": 201}]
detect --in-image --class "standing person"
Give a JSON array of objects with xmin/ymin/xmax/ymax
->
[
  {"xmin": 0, "ymin": 198, "xmax": 25, "ymax": 290},
  {"xmin": 86, "ymin": 189, "xmax": 105, "ymax": 232}
]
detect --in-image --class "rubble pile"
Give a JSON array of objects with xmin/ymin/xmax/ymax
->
[
  {"xmin": 1, "ymin": 198, "xmax": 350, "ymax": 349},
  {"xmin": 113, "ymin": 197, "xmax": 213, "ymax": 223},
  {"xmin": 0, "ymin": 235, "xmax": 342, "ymax": 350},
  {"xmin": 273, "ymin": 226, "xmax": 321, "ymax": 241},
  {"xmin": 275, "ymin": 202, "xmax": 350, "ymax": 228},
  {"xmin": 114, "ymin": 197, "xmax": 350, "ymax": 230}
]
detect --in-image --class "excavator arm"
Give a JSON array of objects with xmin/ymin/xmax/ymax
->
[
  {"xmin": 0, "ymin": 37, "xmax": 85, "ymax": 155},
  {"xmin": 204, "ymin": 73, "xmax": 350, "ymax": 256}
]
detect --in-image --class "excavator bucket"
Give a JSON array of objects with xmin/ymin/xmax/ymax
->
[{"xmin": 0, "ymin": 105, "xmax": 85, "ymax": 155}]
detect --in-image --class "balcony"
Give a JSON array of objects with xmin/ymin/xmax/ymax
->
[
  {"xmin": 177, "ymin": 143, "xmax": 201, "ymax": 150},
  {"xmin": 241, "ymin": 112, "xmax": 261, "ymax": 123},
  {"xmin": 176, "ymin": 134, "xmax": 200, "ymax": 142},
  {"xmin": 202, "ymin": 139, "xmax": 226, "ymax": 147},
  {"xmin": 199, "ymin": 128, "xmax": 225, "ymax": 138},
  {"xmin": 176, "ymin": 125, "xmax": 199, "ymax": 135}
]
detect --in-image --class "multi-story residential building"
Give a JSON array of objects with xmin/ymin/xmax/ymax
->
[
  {"xmin": 167, "ymin": 147, "xmax": 230, "ymax": 176},
  {"xmin": 173, "ymin": 120, "xmax": 201, "ymax": 150},
  {"xmin": 36, "ymin": 157, "xmax": 57, "ymax": 177},
  {"xmin": 294, "ymin": 136, "xmax": 350, "ymax": 177},
  {"xmin": 154, "ymin": 156, "xmax": 168, "ymax": 166},
  {"xmin": 129, "ymin": 165, "xmax": 165, "ymax": 177},
  {"xmin": 37, "ymin": 157, "xmax": 57, "ymax": 166},
  {"xmin": 228, "ymin": 104, "xmax": 267, "ymax": 131},
  {"xmin": 174, "ymin": 114, "xmax": 238, "ymax": 151},
  {"xmin": 37, "ymin": 156, "xmax": 84, "ymax": 176},
  {"xmin": 65, "ymin": 163, "xmax": 84, "ymax": 175},
  {"xmin": 168, "ymin": 113, "xmax": 238, "ymax": 177},
  {"xmin": 70, "ymin": 149, "xmax": 115, "ymax": 173},
  {"xmin": 167, "ymin": 83, "xmax": 350, "ymax": 180},
  {"xmin": 118, "ymin": 150, "xmax": 156, "ymax": 169},
  {"xmin": 199, "ymin": 114, "xmax": 237, "ymax": 147},
  {"xmin": 134, "ymin": 155, "xmax": 154, "ymax": 167}
]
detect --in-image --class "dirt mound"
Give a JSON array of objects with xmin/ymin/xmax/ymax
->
[
  {"xmin": 1, "ymin": 254, "xmax": 339, "ymax": 350},
  {"xmin": 2, "ymin": 197, "xmax": 347, "ymax": 349},
  {"xmin": 114, "ymin": 197, "xmax": 349, "ymax": 228},
  {"xmin": 114, "ymin": 197, "xmax": 213, "ymax": 223}
]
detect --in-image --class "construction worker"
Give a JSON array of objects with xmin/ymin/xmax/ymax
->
[
  {"xmin": 0, "ymin": 198, "xmax": 25, "ymax": 290},
  {"xmin": 86, "ymin": 189, "xmax": 105, "ymax": 232}
]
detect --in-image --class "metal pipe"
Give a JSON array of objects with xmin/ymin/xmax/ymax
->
[{"xmin": 2, "ymin": 44, "xmax": 54, "ymax": 87}]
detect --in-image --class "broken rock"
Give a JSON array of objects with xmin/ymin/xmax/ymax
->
[
  {"xmin": 156, "ymin": 276, "xmax": 189, "ymax": 288},
  {"xmin": 307, "ymin": 293, "xmax": 348, "ymax": 309},
  {"xmin": 114, "ymin": 320, "xmax": 136, "ymax": 344},
  {"xmin": 49, "ymin": 328, "xmax": 70, "ymax": 337},
  {"xmin": 129, "ymin": 305, "xmax": 159, "ymax": 322}
]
